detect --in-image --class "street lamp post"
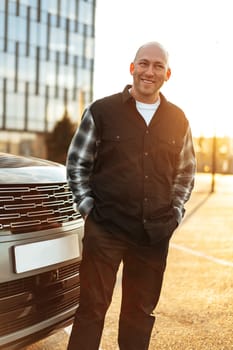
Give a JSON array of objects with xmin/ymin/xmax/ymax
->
[{"xmin": 211, "ymin": 132, "xmax": 217, "ymax": 193}]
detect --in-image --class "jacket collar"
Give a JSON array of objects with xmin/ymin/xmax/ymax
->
[{"xmin": 122, "ymin": 85, "xmax": 167, "ymax": 106}]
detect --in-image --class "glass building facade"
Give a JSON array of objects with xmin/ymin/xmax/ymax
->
[{"xmin": 0, "ymin": 0, "xmax": 96, "ymax": 157}]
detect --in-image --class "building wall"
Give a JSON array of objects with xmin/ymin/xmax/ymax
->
[{"xmin": 0, "ymin": 0, "xmax": 96, "ymax": 157}]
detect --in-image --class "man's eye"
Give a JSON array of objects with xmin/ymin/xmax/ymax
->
[
  {"xmin": 156, "ymin": 64, "xmax": 165, "ymax": 70},
  {"xmin": 139, "ymin": 62, "xmax": 147, "ymax": 67}
]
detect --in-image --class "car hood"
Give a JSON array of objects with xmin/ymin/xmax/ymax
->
[{"xmin": 0, "ymin": 153, "xmax": 67, "ymax": 184}]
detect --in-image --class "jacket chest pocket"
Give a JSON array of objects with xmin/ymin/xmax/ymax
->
[
  {"xmin": 100, "ymin": 129, "xmax": 139, "ymax": 153},
  {"xmin": 151, "ymin": 135, "xmax": 183, "ymax": 172},
  {"xmin": 155, "ymin": 135, "xmax": 183, "ymax": 155}
]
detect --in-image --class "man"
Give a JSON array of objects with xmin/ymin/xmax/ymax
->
[{"xmin": 66, "ymin": 41, "xmax": 196, "ymax": 350}]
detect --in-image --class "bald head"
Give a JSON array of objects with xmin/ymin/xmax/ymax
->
[{"xmin": 134, "ymin": 41, "xmax": 169, "ymax": 67}]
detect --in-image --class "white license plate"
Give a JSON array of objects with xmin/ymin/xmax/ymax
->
[{"xmin": 13, "ymin": 234, "xmax": 80, "ymax": 273}]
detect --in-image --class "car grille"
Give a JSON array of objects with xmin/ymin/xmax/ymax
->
[
  {"xmin": 0, "ymin": 183, "xmax": 81, "ymax": 233},
  {"xmin": 0, "ymin": 261, "xmax": 80, "ymax": 337}
]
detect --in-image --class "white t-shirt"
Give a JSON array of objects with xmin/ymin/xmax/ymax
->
[{"xmin": 136, "ymin": 99, "xmax": 160, "ymax": 125}]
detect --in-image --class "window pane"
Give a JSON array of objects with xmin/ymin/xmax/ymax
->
[
  {"xmin": 44, "ymin": 61, "xmax": 56, "ymax": 86},
  {"xmin": 38, "ymin": 23, "xmax": 47, "ymax": 48},
  {"xmin": 18, "ymin": 56, "xmax": 36, "ymax": 82},
  {"xmin": 50, "ymin": 27, "xmax": 66, "ymax": 52},
  {"xmin": 30, "ymin": 21, "xmax": 39, "ymax": 46},
  {"xmin": 47, "ymin": 0, "xmax": 57, "ymax": 14},
  {"xmin": 19, "ymin": 4, "xmax": 27, "ymax": 18},
  {"xmin": 70, "ymin": 32, "xmax": 83, "ymax": 56},
  {"xmin": 79, "ymin": 2, "xmax": 93, "ymax": 25},
  {"xmin": 47, "ymin": 98, "xmax": 64, "ymax": 131},
  {"xmin": 0, "ymin": 1, "xmax": 5, "ymax": 11},
  {"xmin": 0, "ymin": 52, "xmax": 5, "ymax": 77},
  {"xmin": 67, "ymin": 0, "xmax": 76, "ymax": 20},
  {"xmin": 85, "ymin": 37, "xmax": 94, "ymax": 59},
  {"xmin": 3, "ymin": 53, "xmax": 15, "ymax": 79},
  {"xmin": 0, "ymin": 13, "xmax": 4, "ymax": 37},
  {"xmin": 20, "ymin": 0, "xmax": 36, "ymax": 6},
  {"xmin": 6, "ymin": 93, "xmax": 25, "ymax": 129},
  {"xmin": 60, "ymin": 1, "xmax": 69, "ymax": 18},
  {"xmin": 30, "ymin": 7, "xmax": 38, "ymax": 21},
  {"xmin": 17, "ymin": 17, "xmax": 27, "ymax": 43},
  {"xmin": 58, "ymin": 65, "xmax": 74, "ymax": 88},
  {"xmin": 8, "ymin": 1, "xmax": 16, "ymax": 15},
  {"xmin": 8, "ymin": 15, "xmax": 17, "ymax": 41},
  {"xmin": 28, "ymin": 96, "xmax": 45, "ymax": 131}
]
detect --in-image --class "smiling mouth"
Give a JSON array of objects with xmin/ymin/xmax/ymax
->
[{"xmin": 142, "ymin": 79, "xmax": 154, "ymax": 84}]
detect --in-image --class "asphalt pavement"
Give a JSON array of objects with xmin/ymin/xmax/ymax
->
[{"xmin": 26, "ymin": 173, "xmax": 233, "ymax": 350}]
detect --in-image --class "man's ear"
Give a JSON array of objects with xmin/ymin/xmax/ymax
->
[
  {"xmin": 130, "ymin": 62, "xmax": 134, "ymax": 75},
  {"xmin": 165, "ymin": 67, "xmax": 171, "ymax": 81}
]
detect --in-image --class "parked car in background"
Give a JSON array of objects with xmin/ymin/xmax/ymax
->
[{"xmin": 0, "ymin": 153, "xmax": 83, "ymax": 349}]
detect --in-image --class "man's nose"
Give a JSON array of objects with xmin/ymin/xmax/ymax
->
[{"xmin": 145, "ymin": 64, "xmax": 154, "ymax": 75}]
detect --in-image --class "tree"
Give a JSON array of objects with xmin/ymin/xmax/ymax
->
[{"xmin": 46, "ymin": 109, "xmax": 77, "ymax": 164}]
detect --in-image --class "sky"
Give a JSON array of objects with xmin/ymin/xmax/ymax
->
[{"xmin": 93, "ymin": 0, "xmax": 233, "ymax": 137}]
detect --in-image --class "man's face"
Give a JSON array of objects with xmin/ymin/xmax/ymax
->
[{"xmin": 130, "ymin": 44, "xmax": 171, "ymax": 103}]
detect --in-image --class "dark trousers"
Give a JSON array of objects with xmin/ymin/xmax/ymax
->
[{"xmin": 67, "ymin": 217, "xmax": 170, "ymax": 350}]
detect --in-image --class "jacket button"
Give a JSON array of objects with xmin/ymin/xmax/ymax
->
[{"xmin": 144, "ymin": 152, "xmax": 148, "ymax": 156}]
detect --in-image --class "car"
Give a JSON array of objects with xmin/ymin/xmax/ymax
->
[{"xmin": 0, "ymin": 152, "xmax": 83, "ymax": 349}]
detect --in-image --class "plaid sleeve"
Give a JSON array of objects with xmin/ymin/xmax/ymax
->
[
  {"xmin": 172, "ymin": 125, "xmax": 196, "ymax": 223},
  {"xmin": 66, "ymin": 106, "xmax": 97, "ymax": 218}
]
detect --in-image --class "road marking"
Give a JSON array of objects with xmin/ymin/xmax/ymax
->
[{"xmin": 171, "ymin": 243, "xmax": 233, "ymax": 267}]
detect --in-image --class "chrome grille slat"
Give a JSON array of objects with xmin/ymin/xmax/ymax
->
[
  {"xmin": 35, "ymin": 185, "xmax": 67, "ymax": 191},
  {"xmin": 54, "ymin": 192, "xmax": 71, "ymax": 198},
  {"xmin": 0, "ymin": 187, "xmax": 30, "ymax": 193},
  {"xmin": 21, "ymin": 194, "xmax": 50, "ymax": 200},
  {"xmin": 0, "ymin": 213, "xmax": 21, "ymax": 219},
  {"xmin": 58, "ymin": 207, "xmax": 73, "ymax": 213},
  {"xmin": 42, "ymin": 200, "xmax": 67, "ymax": 207},
  {"xmin": 0, "ymin": 183, "xmax": 81, "ymax": 233},
  {"xmin": 0, "ymin": 196, "xmax": 14, "ymax": 201},
  {"xmin": 27, "ymin": 209, "xmax": 55, "ymax": 217},
  {"xmin": 11, "ymin": 220, "xmax": 42, "ymax": 228},
  {"xmin": 4, "ymin": 204, "xmax": 37, "ymax": 210}
]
